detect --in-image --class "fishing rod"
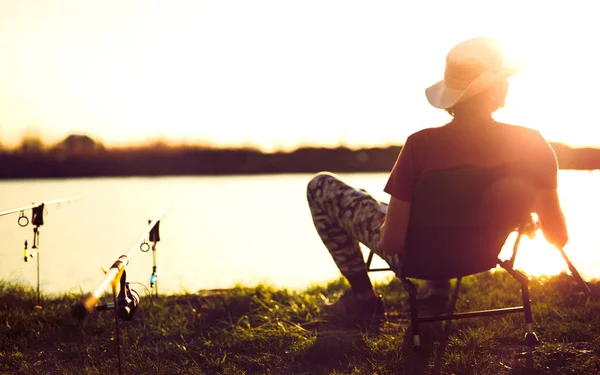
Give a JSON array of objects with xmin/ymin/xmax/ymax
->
[
  {"xmin": 0, "ymin": 196, "xmax": 80, "ymax": 307},
  {"xmin": 71, "ymin": 206, "xmax": 169, "ymax": 375},
  {"xmin": 71, "ymin": 205, "xmax": 169, "ymax": 319},
  {"xmin": 0, "ymin": 196, "xmax": 80, "ymax": 218}
]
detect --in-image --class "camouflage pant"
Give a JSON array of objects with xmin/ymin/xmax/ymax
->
[{"xmin": 306, "ymin": 172, "xmax": 400, "ymax": 278}]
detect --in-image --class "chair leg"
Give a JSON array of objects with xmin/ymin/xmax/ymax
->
[
  {"xmin": 401, "ymin": 277, "xmax": 420, "ymax": 348},
  {"xmin": 366, "ymin": 251, "xmax": 375, "ymax": 270},
  {"xmin": 450, "ymin": 277, "xmax": 462, "ymax": 308},
  {"xmin": 504, "ymin": 265, "xmax": 540, "ymax": 346},
  {"xmin": 520, "ymin": 282, "xmax": 539, "ymax": 346}
]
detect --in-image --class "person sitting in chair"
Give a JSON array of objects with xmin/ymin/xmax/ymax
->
[{"xmin": 306, "ymin": 36, "xmax": 569, "ymax": 323}]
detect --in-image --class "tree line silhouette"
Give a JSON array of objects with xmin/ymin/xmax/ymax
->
[{"xmin": 1, "ymin": 135, "xmax": 599, "ymax": 179}]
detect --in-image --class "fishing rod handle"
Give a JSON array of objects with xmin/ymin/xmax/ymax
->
[
  {"xmin": 72, "ymin": 256, "xmax": 129, "ymax": 319},
  {"xmin": 71, "ymin": 292, "xmax": 100, "ymax": 319}
]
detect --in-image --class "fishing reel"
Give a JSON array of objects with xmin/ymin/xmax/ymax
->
[{"xmin": 96, "ymin": 270, "xmax": 140, "ymax": 321}]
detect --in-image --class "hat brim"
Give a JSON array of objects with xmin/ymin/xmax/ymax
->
[{"xmin": 425, "ymin": 63, "xmax": 521, "ymax": 109}]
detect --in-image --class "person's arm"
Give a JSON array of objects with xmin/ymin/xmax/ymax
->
[
  {"xmin": 379, "ymin": 196, "xmax": 411, "ymax": 257},
  {"xmin": 381, "ymin": 134, "xmax": 419, "ymax": 261},
  {"xmin": 523, "ymin": 131, "xmax": 568, "ymax": 249},
  {"xmin": 533, "ymin": 188, "xmax": 568, "ymax": 249}
]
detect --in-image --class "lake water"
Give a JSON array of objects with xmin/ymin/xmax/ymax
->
[{"xmin": 1, "ymin": 171, "xmax": 599, "ymax": 297}]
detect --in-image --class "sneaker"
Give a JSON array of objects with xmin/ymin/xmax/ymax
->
[{"xmin": 322, "ymin": 291, "xmax": 386, "ymax": 325}]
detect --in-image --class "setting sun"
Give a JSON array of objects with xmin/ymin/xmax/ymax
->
[{"xmin": 494, "ymin": 8, "xmax": 599, "ymax": 147}]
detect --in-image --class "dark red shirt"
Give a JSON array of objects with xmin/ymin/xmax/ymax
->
[{"xmin": 384, "ymin": 119, "xmax": 558, "ymax": 201}]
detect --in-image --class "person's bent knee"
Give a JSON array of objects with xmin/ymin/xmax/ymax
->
[{"xmin": 306, "ymin": 171, "xmax": 338, "ymax": 199}]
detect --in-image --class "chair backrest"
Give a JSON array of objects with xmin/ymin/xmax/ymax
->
[{"xmin": 401, "ymin": 166, "xmax": 535, "ymax": 279}]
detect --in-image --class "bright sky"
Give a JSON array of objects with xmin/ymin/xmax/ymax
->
[{"xmin": 0, "ymin": 1, "xmax": 598, "ymax": 152}]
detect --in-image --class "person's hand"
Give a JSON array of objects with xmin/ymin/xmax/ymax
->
[{"xmin": 521, "ymin": 214, "xmax": 539, "ymax": 240}]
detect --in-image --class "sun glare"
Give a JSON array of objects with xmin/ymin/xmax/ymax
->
[
  {"xmin": 492, "ymin": 13, "xmax": 600, "ymax": 147},
  {"xmin": 500, "ymin": 231, "xmax": 569, "ymax": 279}
]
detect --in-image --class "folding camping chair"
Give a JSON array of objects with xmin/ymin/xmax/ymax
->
[{"xmin": 366, "ymin": 166, "xmax": 540, "ymax": 348}]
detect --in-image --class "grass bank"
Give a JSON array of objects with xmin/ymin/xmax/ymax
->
[{"xmin": 1, "ymin": 272, "xmax": 599, "ymax": 374}]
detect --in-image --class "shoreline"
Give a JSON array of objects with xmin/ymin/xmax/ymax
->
[{"xmin": 1, "ymin": 142, "xmax": 600, "ymax": 179}]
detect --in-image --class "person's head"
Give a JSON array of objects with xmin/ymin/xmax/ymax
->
[{"xmin": 425, "ymin": 37, "xmax": 520, "ymax": 119}]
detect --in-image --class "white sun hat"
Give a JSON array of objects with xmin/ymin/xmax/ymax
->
[{"xmin": 425, "ymin": 36, "xmax": 521, "ymax": 109}]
